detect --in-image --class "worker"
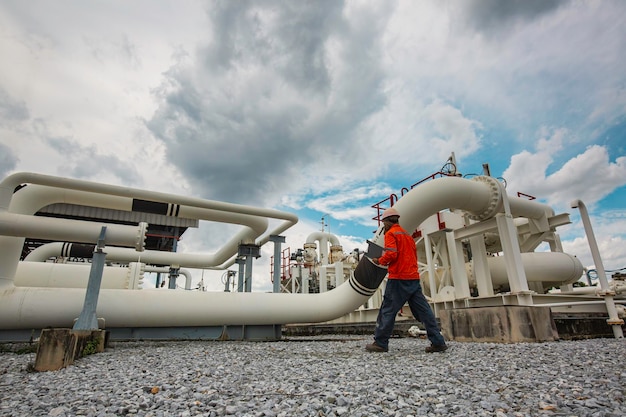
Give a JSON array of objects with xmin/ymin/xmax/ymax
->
[{"xmin": 366, "ymin": 207, "xmax": 448, "ymax": 353}]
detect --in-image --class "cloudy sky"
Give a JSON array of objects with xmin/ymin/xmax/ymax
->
[{"xmin": 1, "ymin": 0, "xmax": 625, "ymax": 291}]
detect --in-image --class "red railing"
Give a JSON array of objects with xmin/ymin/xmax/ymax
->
[
  {"xmin": 145, "ymin": 233, "xmax": 181, "ymax": 240},
  {"xmin": 270, "ymin": 246, "xmax": 292, "ymax": 283}
]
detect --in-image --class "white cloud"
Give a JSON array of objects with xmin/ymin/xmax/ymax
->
[{"xmin": 503, "ymin": 133, "xmax": 626, "ymax": 210}]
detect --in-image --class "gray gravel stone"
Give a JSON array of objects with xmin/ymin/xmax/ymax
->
[{"xmin": 0, "ymin": 336, "xmax": 625, "ymax": 416}]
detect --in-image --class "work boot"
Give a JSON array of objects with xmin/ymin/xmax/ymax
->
[
  {"xmin": 365, "ymin": 343, "xmax": 388, "ymax": 352},
  {"xmin": 425, "ymin": 344, "xmax": 448, "ymax": 353}
]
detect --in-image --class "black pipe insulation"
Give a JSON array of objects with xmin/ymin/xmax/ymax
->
[
  {"xmin": 61, "ymin": 242, "xmax": 96, "ymax": 258},
  {"xmin": 351, "ymin": 257, "xmax": 388, "ymax": 296}
]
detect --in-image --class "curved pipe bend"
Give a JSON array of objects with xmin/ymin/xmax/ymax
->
[
  {"xmin": 0, "ymin": 174, "xmax": 301, "ymax": 284},
  {"xmin": 0, "ymin": 257, "xmax": 386, "ymax": 328}
]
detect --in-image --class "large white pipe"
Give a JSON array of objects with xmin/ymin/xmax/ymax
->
[
  {"xmin": 0, "ymin": 173, "xmax": 299, "ymax": 288},
  {"xmin": 10, "ymin": 184, "xmax": 269, "ymax": 247},
  {"xmin": 388, "ymin": 176, "xmax": 553, "ymax": 241},
  {"xmin": 0, "ymin": 212, "xmax": 146, "ymax": 249},
  {"xmin": 14, "ymin": 262, "xmax": 135, "ymax": 289},
  {"xmin": 485, "ymin": 252, "xmax": 582, "ymax": 286},
  {"xmin": 420, "ymin": 252, "xmax": 583, "ymax": 293},
  {"xmin": 0, "ymin": 174, "xmax": 564, "ymax": 330},
  {"xmin": 15, "ymin": 181, "xmax": 295, "ymax": 266},
  {"xmin": 306, "ymin": 232, "xmax": 340, "ymax": 246},
  {"xmin": 15, "ymin": 261, "xmax": 196, "ymax": 290},
  {"xmin": 0, "ymin": 173, "xmax": 297, "ymax": 232},
  {"xmin": 0, "ymin": 259, "xmax": 387, "ymax": 328},
  {"xmin": 305, "ymin": 231, "xmax": 341, "ymax": 265}
]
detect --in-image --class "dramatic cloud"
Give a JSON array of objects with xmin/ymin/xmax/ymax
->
[{"xmin": 146, "ymin": 1, "xmax": 393, "ymax": 205}]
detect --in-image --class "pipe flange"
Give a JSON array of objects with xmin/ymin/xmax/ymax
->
[
  {"xmin": 466, "ymin": 176, "xmax": 502, "ymax": 221},
  {"xmin": 136, "ymin": 221, "xmax": 148, "ymax": 252}
]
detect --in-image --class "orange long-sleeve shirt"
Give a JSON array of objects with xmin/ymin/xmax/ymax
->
[{"xmin": 377, "ymin": 223, "xmax": 420, "ymax": 280}]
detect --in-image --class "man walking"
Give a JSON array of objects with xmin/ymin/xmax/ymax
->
[{"xmin": 366, "ymin": 207, "xmax": 448, "ymax": 353}]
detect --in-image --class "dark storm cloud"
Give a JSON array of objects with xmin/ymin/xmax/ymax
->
[
  {"xmin": 147, "ymin": 0, "xmax": 391, "ymax": 205},
  {"xmin": 456, "ymin": 0, "xmax": 568, "ymax": 34},
  {"xmin": 0, "ymin": 88, "xmax": 29, "ymax": 121},
  {"xmin": 203, "ymin": 0, "xmax": 342, "ymax": 92}
]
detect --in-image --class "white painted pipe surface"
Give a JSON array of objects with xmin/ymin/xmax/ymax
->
[
  {"xmin": 485, "ymin": 252, "xmax": 582, "ymax": 286},
  {"xmin": 143, "ymin": 266, "xmax": 193, "ymax": 290},
  {"xmin": 306, "ymin": 232, "xmax": 340, "ymax": 246},
  {"xmin": 27, "ymin": 240, "xmax": 264, "ymax": 269},
  {"xmin": 0, "ymin": 173, "xmax": 298, "ymax": 289},
  {"xmin": 0, "ymin": 173, "xmax": 577, "ymax": 330},
  {"xmin": 386, "ymin": 176, "xmax": 554, "ymax": 244},
  {"xmin": 0, "ymin": 212, "xmax": 146, "ymax": 249},
  {"xmin": 14, "ymin": 263, "xmax": 134, "ymax": 289},
  {"xmin": 305, "ymin": 232, "xmax": 341, "ymax": 265},
  {"xmin": 420, "ymin": 252, "xmax": 583, "ymax": 293},
  {"xmin": 0, "ymin": 275, "xmax": 377, "ymax": 328}
]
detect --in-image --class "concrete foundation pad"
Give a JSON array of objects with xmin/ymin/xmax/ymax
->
[
  {"xmin": 35, "ymin": 328, "xmax": 106, "ymax": 371},
  {"xmin": 439, "ymin": 305, "xmax": 558, "ymax": 343}
]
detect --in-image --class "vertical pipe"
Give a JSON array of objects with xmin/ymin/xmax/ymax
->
[
  {"xmin": 168, "ymin": 267, "xmax": 179, "ymax": 289},
  {"xmin": 571, "ymin": 200, "xmax": 624, "ymax": 338},
  {"xmin": 423, "ymin": 234, "xmax": 437, "ymax": 299},
  {"xmin": 335, "ymin": 261, "xmax": 344, "ymax": 287}
]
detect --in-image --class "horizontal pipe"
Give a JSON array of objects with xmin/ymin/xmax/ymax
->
[
  {"xmin": 419, "ymin": 252, "xmax": 583, "ymax": 293},
  {"xmin": 0, "ymin": 174, "xmax": 301, "ymax": 287},
  {"xmin": 0, "ymin": 173, "xmax": 577, "ymax": 331},
  {"xmin": 15, "ymin": 262, "xmax": 196, "ymax": 291},
  {"xmin": 0, "ymin": 212, "xmax": 146, "ymax": 250},
  {"xmin": 25, "ymin": 232, "xmax": 262, "ymax": 269},
  {"xmin": 0, "ymin": 257, "xmax": 386, "ymax": 329},
  {"xmin": 14, "ymin": 262, "xmax": 135, "ymax": 289},
  {"xmin": 1, "ymin": 173, "xmax": 297, "ymax": 223},
  {"xmin": 485, "ymin": 252, "xmax": 582, "ymax": 286},
  {"xmin": 143, "ymin": 266, "xmax": 193, "ymax": 290},
  {"xmin": 374, "ymin": 176, "xmax": 554, "ymax": 248}
]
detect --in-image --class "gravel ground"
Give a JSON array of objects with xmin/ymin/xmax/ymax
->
[{"xmin": 1, "ymin": 335, "xmax": 624, "ymax": 417}]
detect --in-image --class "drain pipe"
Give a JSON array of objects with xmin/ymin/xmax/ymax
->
[{"xmin": 571, "ymin": 199, "xmax": 624, "ymax": 338}]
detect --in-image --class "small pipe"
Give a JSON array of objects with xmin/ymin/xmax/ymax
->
[{"xmin": 571, "ymin": 199, "xmax": 624, "ymax": 338}]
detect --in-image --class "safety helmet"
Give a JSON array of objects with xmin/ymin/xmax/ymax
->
[{"xmin": 381, "ymin": 207, "xmax": 400, "ymax": 220}]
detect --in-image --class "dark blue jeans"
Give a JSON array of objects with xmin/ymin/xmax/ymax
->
[{"xmin": 374, "ymin": 279, "xmax": 445, "ymax": 349}]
